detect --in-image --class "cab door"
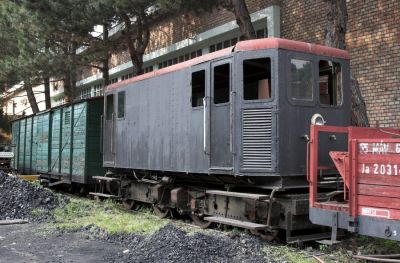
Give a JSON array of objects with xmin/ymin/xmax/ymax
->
[
  {"xmin": 103, "ymin": 93, "xmax": 115, "ymax": 166},
  {"xmin": 209, "ymin": 59, "xmax": 233, "ymax": 170},
  {"xmin": 236, "ymin": 52, "xmax": 277, "ymax": 173}
]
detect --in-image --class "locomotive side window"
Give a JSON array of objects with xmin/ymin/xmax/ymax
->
[
  {"xmin": 290, "ymin": 59, "xmax": 313, "ymax": 100},
  {"xmin": 319, "ymin": 60, "xmax": 342, "ymax": 106},
  {"xmin": 213, "ymin": 64, "xmax": 230, "ymax": 104},
  {"xmin": 191, "ymin": 70, "xmax": 205, "ymax": 107},
  {"xmin": 117, "ymin": 91, "xmax": 125, "ymax": 118},
  {"xmin": 106, "ymin": 94, "xmax": 114, "ymax": 120},
  {"xmin": 243, "ymin": 58, "xmax": 271, "ymax": 100}
]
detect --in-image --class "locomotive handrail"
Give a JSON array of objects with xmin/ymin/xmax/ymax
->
[
  {"xmin": 203, "ymin": 96, "xmax": 207, "ymax": 155},
  {"xmin": 111, "ymin": 113, "xmax": 115, "ymax": 154},
  {"xmin": 230, "ymin": 91, "xmax": 235, "ymax": 154},
  {"xmin": 100, "ymin": 115, "xmax": 103, "ymax": 153}
]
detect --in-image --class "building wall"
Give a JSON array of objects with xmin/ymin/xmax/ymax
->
[
  {"xmin": 346, "ymin": 0, "xmax": 400, "ymax": 127},
  {"xmin": 1, "ymin": 85, "xmax": 46, "ymax": 116}
]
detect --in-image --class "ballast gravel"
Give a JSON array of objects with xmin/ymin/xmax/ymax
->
[
  {"xmin": 0, "ymin": 173, "xmax": 67, "ymax": 222},
  {"xmin": 97, "ymin": 224, "xmax": 277, "ymax": 263}
]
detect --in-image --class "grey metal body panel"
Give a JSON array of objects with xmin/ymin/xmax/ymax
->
[
  {"xmin": 210, "ymin": 59, "xmax": 233, "ymax": 170},
  {"xmin": 310, "ymin": 208, "xmax": 400, "ymax": 241},
  {"xmin": 108, "ymin": 67, "xmax": 209, "ymax": 172},
  {"xmin": 277, "ymin": 50, "xmax": 350, "ymax": 179},
  {"xmin": 104, "ymin": 48, "xmax": 351, "ymax": 189}
]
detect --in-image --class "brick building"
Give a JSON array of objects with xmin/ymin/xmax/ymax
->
[{"xmin": 3, "ymin": 0, "xmax": 399, "ymax": 127}]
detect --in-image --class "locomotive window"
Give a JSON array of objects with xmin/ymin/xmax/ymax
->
[
  {"xmin": 213, "ymin": 64, "xmax": 230, "ymax": 104},
  {"xmin": 117, "ymin": 91, "xmax": 125, "ymax": 118},
  {"xmin": 319, "ymin": 60, "xmax": 342, "ymax": 106},
  {"xmin": 106, "ymin": 94, "xmax": 114, "ymax": 120},
  {"xmin": 290, "ymin": 59, "xmax": 313, "ymax": 100},
  {"xmin": 191, "ymin": 70, "xmax": 205, "ymax": 107},
  {"xmin": 243, "ymin": 58, "xmax": 271, "ymax": 100}
]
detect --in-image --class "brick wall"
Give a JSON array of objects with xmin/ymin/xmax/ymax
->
[{"xmin": 346, "ymin": 0, "xmax": 400, "ymax": 127}]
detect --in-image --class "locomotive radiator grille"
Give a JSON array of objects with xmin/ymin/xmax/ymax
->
[{"xmin": 242, "ymin": 108, "xmax": 273, "ymax": 170}]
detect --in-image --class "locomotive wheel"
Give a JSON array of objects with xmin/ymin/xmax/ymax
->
[
  {"xmin": 153, "ymin": 205, "xmax": 170, "ymax": 218},
  {"xmin": 250, "ymin": 229, "xmax": 280, "ymax": 242},
  {"xmin": 122, "ymin": 199, "xmax": 140, "ymax": 211},
  {"xmin": 190, "ymin": 214, "xmax": 212, "ymax": 229}
]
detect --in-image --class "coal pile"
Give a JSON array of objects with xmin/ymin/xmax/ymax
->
[
  {"xmin": 104, "ymin": 224, "xmax": 277, "ymax": 263},
  {"xmin": 0, "ymin": 173, "xmax": 67, "ymax": 222}
]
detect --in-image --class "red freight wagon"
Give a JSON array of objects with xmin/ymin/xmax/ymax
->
[{"xmin": 308, "ymin": 124, "xmax": 400, "ymax": 242}]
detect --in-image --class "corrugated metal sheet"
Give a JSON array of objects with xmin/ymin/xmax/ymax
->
[
  {"xmin": 61, "ymin": 106, "xmax": 72, "ymax": 175},
  {"xmin": 51, "ymin": 109, "xmax": 61, "ymax": 174},
  {"xmin": 18, "ymin": 119, "xmax": 26, "ymax": 171},
  {"xmin": 36, "ymin": 113, "xmax": 50, "ymax": 173},
  {"xmin": 72, "ymin": 102, "xmax": 87, "ymax": 177},
  {"xmin": 242, "ymin": 108, "xmax": 273, "ymax": 170},
  {"xmin": 31, "ymin": 116, "xmax": 38, "ymax": 173},
  {"xmin": 11, "ymin": 121, "xmax": 20, "ymax": 170}
]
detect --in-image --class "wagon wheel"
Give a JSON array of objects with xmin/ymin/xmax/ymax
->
[
  {"xmin": 250, "ymin": 229, "xmax": 280, "ymax": 242},
  {"xmin": 122, "ymin": 199, "xmax": 140, "ymax": 211},
  {"xmin": 153, "ymin": 205, "xmax": 170, "ymax": 218},
  {"xmin": 190, "ymin": 214, "xmax": 212, "ymax": 229}
]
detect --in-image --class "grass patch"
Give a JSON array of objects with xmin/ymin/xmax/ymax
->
[
  {"xmin": 53, "ymin": 197, "xmax": 168, "ymax": 235},
  {"xmin": 268, "ymin": 245, "xmax": 355, "ymax": 263},
  {"xmin": 268, "ymin": 246, "xmax": 315, "ymax": 263},
  {"xmin": 31, "ymin": 208, "xmax": 48, "ymax": 217},
  {"xmin": 354, "ymin": 235, "xmax": 400, "ymax": 255}
]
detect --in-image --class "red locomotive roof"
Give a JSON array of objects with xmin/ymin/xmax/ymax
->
[
  {"xmin": 106, "ymin": 38, "xmax": 350, "ymax": 92},
  {"xmin": 235, "ymin": 38, "xmax": 350, "ymax": 59}
]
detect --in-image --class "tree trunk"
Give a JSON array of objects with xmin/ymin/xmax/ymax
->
[
  {"xmin": 63, "ymin": 39, "xmax": 78, "ymax": 103},
  {"xmin": 229, "ymin": 0, "xmax": 256, "ymax": 40},
  {"xmin": 63, "ymin": 74, "xmax": 72, "ymax": 103},
  {"xmin": 44, "ymin": 77, "xmax": 51, "ymax": 109},
  {"xmin": 325, "ymin": 0, "xmax": 369, "ymax": 127},
  {"xmin": 24, "ymin": 83, "xmax": 39, "ymax": 114},
  {"xmin": 102, "ymin": 23, "xmax": 110, "ymax": 89},
  {"xmin": 350, "ymin": 76, "xmax": 369, "ymax": 127},
  {"xmin": 325, "ymin": 0, "xmax": 347, "ymax": 49},
  {"xmin": 43, "ymin": 40, "xmax": 51, "ymax": 109},
  {"xmin": 121, "ymin": 11, "xmax": 149, "ymax": 76}
]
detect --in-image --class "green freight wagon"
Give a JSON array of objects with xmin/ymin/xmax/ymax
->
[
  {"xmin": 11, "ymin": 120, "xmax": 20, "ymax": 170},
  {"xmin": 36, "ymin": 111, "xmax": 51, "ymax": 173},
  {"xmin": 11, "ymin": 97, "xmax": 104, "ymax": 185},
  {"xmin": 16, "ymin": 117, "xmax": 32, "ymax": 174},
  {"xmin": 45, "ymin": 97, "xmax": 105, "ymax": 185},
  {"xmin": 12, "ymin": 115, "xmax": 36, "ymax": 174}
]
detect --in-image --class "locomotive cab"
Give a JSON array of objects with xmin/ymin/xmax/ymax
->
[{"xmin": 103, "ymin": 38, "xmax": 350, "ymax": 191}]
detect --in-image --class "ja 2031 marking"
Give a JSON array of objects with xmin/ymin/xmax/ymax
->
[{"xmin": 360, "ymin": 163, "xmax": 399, "ymax": 176}]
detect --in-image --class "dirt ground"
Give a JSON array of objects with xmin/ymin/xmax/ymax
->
[{"xmin": 0, "ymin": 223, "xmax": 124, "ymax": 263}]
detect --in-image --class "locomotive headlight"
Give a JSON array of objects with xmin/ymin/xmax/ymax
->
[{"xmin": 311, "ymin": 113, "xmax": 326, "ymax": 126}]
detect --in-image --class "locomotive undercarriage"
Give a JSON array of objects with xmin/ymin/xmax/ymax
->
[{"xmin": 95, "ymin": 169, "xmax": 330, "ymax": 243}]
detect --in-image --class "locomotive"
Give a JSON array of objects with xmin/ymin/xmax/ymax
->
[{"xmin": 12, "ymin": 38, "xmax": 352, "ymax": 242}]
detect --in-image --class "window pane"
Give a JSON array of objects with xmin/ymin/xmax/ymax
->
[
  {"xmin": 243, "ymin": 58, "xmax": 271, "ymax": 100},
  {"xmin": 117, "ymin": 91, "xmax": 125, "ymax": 118},
  {"xmin": 213, "ymin": 64, "xmax": 230, "ymax": 104},
  {"xmin": 191, "ymin": 70, "xmax": 205, "ymax": 107},
  {"xmin": 319, "ymin": 61, "xmax": 342, "ymax": 106},
  {"xmin": 290, "ymin": 59, "xmax": 313, "ymax": 100},
  {"xmin": 106, "ymin": 94, "xmax": 114, "ymax": 120}
]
